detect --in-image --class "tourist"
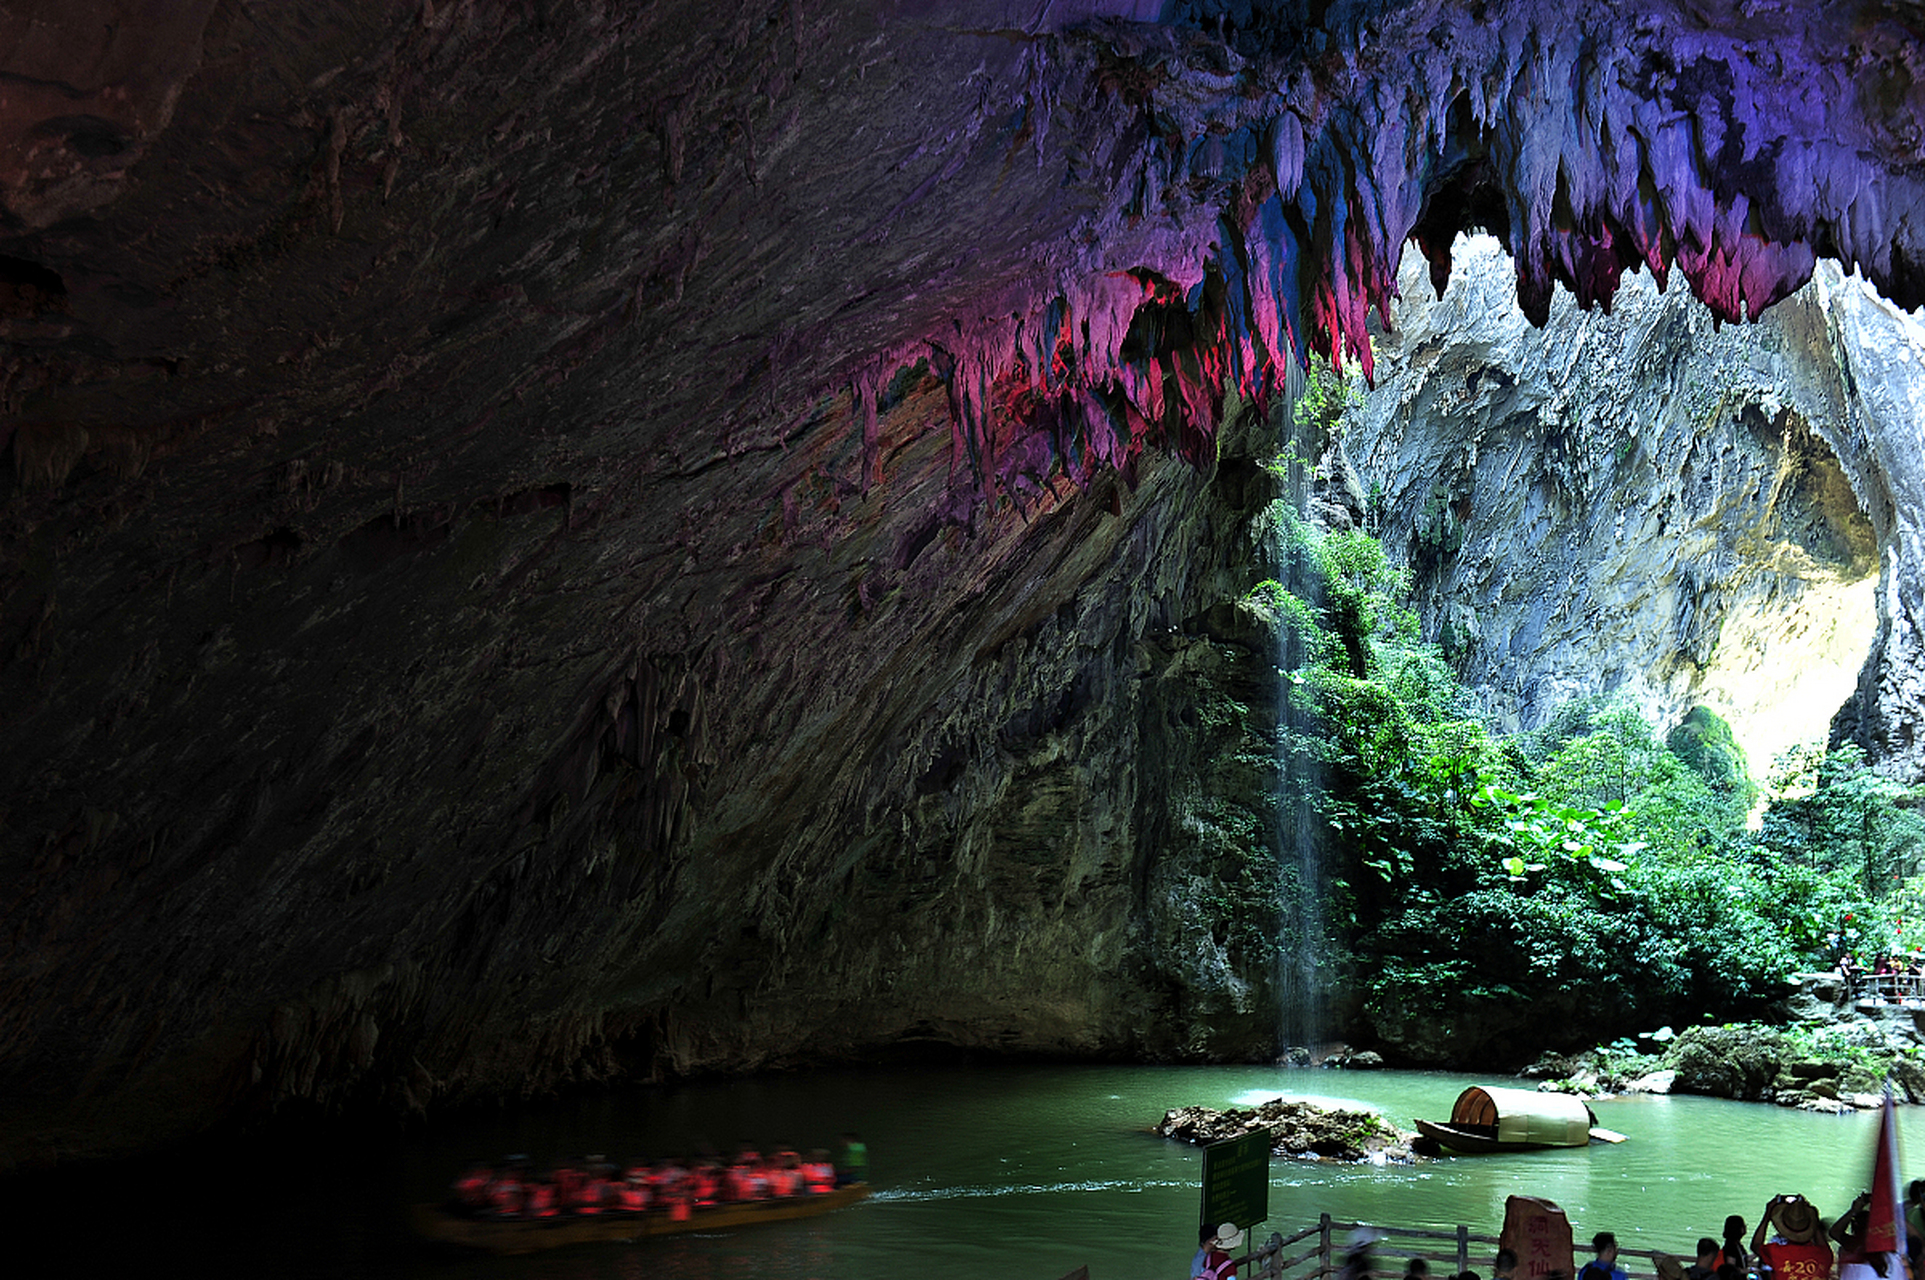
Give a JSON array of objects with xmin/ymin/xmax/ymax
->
[
  {"xmin": 1493, "ymin": 1248, "xmax": 1520, "ymax": 1280},
  {"xmin": 771, "ymin": 1148, "xmax": 804, "ymax": 1197},
  {"xmin": 1342, "ymin": 1228, "xmax": 1382, "ymax": 1280},
  {"xmin": 1579, "ymin": 1234, "xmax": 1628, "ymax": 1280},
  {"xmin": 489, "ymin": 1160, "xmax": 526, "ymax": 1219},
  {"xmin": 1689, "ymin": 1238, "xmax": 1724, "ymax": 1280},
  {"xmin": 1192, "ymin": 1224, "xmax": 1218, "ymax": 1278},
  {"xmin": 838, "ymin": 1132, "xmax": 869, "ymax": 1186},
  {"xmin": 1834, "ymin": 1192, "xmax": 1881, "ymax": 1280},
  {"xmin": 1194, "ymin": 1222, "xmax": 1245, "ymax": 1280},
  {"xmin": 1725, "ymin": 1217, "xmax": 1752, "ymax": 1273},
  {"xmin": 451, "ymin": 1160, "xmax": 493, "ymax": 1214},
  {"xmin": 1752, "ymin": 1194, "xmax": 1835, "ymax": 1280},
  {"xmin": 523, "ymin": 1168, "xmax": 559, "ymax": 1219},
  {"xmin": 1407, "ymin": 1259, "xmax": 1432, "ymax": 1280},
  {"xmin": 805, "ymin": 1148, "xmax": 837, "ymax": 1193},
  {"xmin": 613, "ymin": 1166, "xmax": 648, "ymax": 1214}
]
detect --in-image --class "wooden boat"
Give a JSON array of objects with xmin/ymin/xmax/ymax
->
[
  {"xmin": 1415, "ymin": 1086, "xmax": 1623, "ymax": 1154},
  {"xmin": 411, "ymin": 1183, "xmax": 872, "ymax": 1255}
]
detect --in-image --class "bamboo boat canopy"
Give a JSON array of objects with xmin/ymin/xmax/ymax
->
[{"xmin": 1448, "ymin": 1087, "xmax": 1594, "ymax": 1148}]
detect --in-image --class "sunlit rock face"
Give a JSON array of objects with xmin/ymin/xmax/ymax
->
[
  {"xmin": 4, "ymin": 0, "xmax": 1925, "ymax": 1163},
  {"xmin": 1348, "ymin": 235, "xmax": 1919, "ymax": 776}
]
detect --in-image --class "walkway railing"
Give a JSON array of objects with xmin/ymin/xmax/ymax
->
[
  {"xmin": 1856, "ymin": 972, "xmax": 1925, "ymax": 1004},
  {"xmin": 1200, "ymin": 1216, "xmax": 1686, "ymax": 1280}
]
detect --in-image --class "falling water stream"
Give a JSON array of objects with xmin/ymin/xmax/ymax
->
[{"xmin": 27, "ymin": 1064, "xmax": 1914, "ymax": 1280}]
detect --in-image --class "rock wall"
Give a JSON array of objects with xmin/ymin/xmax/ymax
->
[
  {"xmin": 0, "ymin": 349, "xmax": 1298, "ymax": 1168},
  {"xmin": 1347, "ymin": 236, "xmax": 1922, "ymax": 778}
]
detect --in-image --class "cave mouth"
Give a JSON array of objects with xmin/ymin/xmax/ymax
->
[{"xmin": 1340, "ymin": 234, "xmax": 1897, "ymax": 787}]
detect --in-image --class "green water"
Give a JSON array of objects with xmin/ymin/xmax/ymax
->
[
  {"xmin": 28, "ymin": 1064, "xmax": 1910, "ymax": 1278},
  {"xmin": 384, "ymin": 1065, "xmax": 1914, "ymax": 1280}
]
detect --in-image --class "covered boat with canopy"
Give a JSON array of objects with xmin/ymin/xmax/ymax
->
[{"xmin": 1415, "ymin": 1086, "xmax": 1621, "ymax": 1153}]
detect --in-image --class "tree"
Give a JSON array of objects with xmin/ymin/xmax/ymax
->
[{"xmin": 1761, "ymin": 743, "xmax": 1925, "ymax": 894}]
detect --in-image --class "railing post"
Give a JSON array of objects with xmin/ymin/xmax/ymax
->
[
  {"xmin": 1458, "ymin": 1224, "xmax": 1469, "ymax": 1277},
  {"xmin": 1321, "ymin": 1213, "xmax": 1333, "ymax": 1280}
]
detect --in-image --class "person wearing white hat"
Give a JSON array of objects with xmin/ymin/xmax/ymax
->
[{"xmin": 1193, "ymin": 1223, "xmax": 1246, "ymax": 1280}]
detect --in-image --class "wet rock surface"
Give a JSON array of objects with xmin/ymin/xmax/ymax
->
[
  {"xmin": 1350, "ymin": 237, "xmax": 1916, "ymax": 776},
  {"xmin": 1156, "ymin": 1098, "xmax": 1415, "ymax": 1163},
  {"xmin": 1528, "ymin": 1019, "xmax": 1925, "ymax": 1111}
]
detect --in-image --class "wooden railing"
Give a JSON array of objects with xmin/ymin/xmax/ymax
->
[
  {"xmin": 1208, "ymin": 1216, "xmax": 1684, "ymax": 1280},
  {"xmin": 1856, "ymin": 972, "xmax": 1925, "ymax": 1004}
]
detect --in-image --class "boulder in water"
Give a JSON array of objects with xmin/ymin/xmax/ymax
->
[{"xmin": 1155, "ymin": 1098, "xmax": 1415, "ymax": 1163}]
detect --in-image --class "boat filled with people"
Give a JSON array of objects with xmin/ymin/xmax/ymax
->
[{"xmin": 413, "ymin": 1139, "xmax": 871, "ymax": 1255}]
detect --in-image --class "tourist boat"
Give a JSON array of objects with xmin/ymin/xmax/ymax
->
[
  {"xmin": 410, "ymin": 1183, "xmax": 872, "ymax": 1255},
  {"xmin": 1414, "ymin": 1085, "xmax": 1624, "ymax": 1154}
]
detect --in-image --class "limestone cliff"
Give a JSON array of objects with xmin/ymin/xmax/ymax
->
[{"xmin": 1348, "ymin": 237, "xmax": 1920, "ymax": 779}]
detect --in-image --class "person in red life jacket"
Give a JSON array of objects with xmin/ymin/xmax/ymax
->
[
  {"xmin": 647, "ymin": 1158, "xmax": 682, "ymax": 1207},
  {"xmin": 1195, "ymin": 1222, "xmax": 1245, "ymax": 1280},
  {"xmin": 617, "ymin": 1158, "xmax": 651, "ymax": 1213},
  {"xmin": 613, "ymin": 1172, "xmax": 648, "ymax": 1214},
  {"xmin": 572, "ymin": 1158, "xmax": 611, "ymax": 1216},
  {"xmin": 692, "ymin": 1159, "xmax": 722, "ymax": 1206},
  {"xmin": 1753, "ymin": 1195, "xmax": 1837, "ymax": 1280},
  {"xmin": 553, "ymin": 1160, "xmax": 584, "ymax": 1211},
  {"xmin": 1687, "ymin": 1238, "xmax": 1725, "ymax": 1280},
  {"xmin": 805, "ymin": 1150, "xmax": 836, "ymax": 1194},
  {"xmin": 523, "ymin": 1170, "xmax": 560, "ymax": 1220},
  {"xmin": 451, "ymin": 1161, "xmax": 493, "ymax": 1215},
  {"xmin": 488, "ymin": 1165, "xmax": 526, "ymax": 1219},
  {"xmin": 769, "ymin": 1149, "xmax": 803, "ymax": 1197},
  {"xmin": 650, "ymin": 1159, "xmax": 692, "ymax": 1220}
]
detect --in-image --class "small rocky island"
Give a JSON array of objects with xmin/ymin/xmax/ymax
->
[{"xmin": 1156, "ymin": 1098, "xmax": 1417, "ymax": 1163}]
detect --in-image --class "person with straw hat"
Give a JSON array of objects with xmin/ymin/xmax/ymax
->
[
  {"xmin": 1193, "ymin": 1222, "xmax": 1246, "ymax": 1280},
  {"xmin": 1752, "ymin": 1194, "xmax": 1837, "ymax": 1280}
]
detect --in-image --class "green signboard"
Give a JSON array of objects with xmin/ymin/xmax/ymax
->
[{"xmin": 1199, "ymin": 1128, "xmax": 1270, "ymax": 1231}]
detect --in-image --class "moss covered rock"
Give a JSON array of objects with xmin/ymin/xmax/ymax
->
[
  {"xmin": 1667, "ymin": 1026, "xmax": 1788, "ymax": 1100},
  {"xmin": 1155, "ymin": 1098, "xmax": 1415, "ymax": 1163}
]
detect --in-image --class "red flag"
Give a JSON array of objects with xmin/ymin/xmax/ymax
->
[{"xmin": 1866, "ymin": 1086, "xmax": 1908, "ymax": 1257}]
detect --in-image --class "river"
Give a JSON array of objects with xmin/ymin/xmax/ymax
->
[{"xmin": 25, "ymin": 1065, "xmax": 1917, "ymax": 1279}]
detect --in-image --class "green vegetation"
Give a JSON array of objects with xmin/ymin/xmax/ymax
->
[{"xmin": 1247, "ymin": 479, "xmax": 1925, "ymax": 1057}]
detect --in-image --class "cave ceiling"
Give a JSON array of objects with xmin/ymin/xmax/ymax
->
[{"xmin": 3, "ymin": 0, "xmax": 1925, "ymax": 1164}]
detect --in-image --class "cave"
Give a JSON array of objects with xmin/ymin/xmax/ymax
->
[{"xmin": 4, "ymin": 0, "xmax": 1925, "ymax": 1233}]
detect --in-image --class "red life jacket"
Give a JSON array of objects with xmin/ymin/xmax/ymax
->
[
  {"xmin": 490, "ymin": 1175, "xmax": 524, "ymax": 1217},
  {"xmin": 805, "ymin": 1161, "xmax": 835, "ymax": 1193},
  {"xmin": 575, "ymin": 1176, "xmax": 606, "ymax": 1215},
  {"xmin": 525, "ymin": 1181, "xmax": 558, "ymax": 1218},
  {"xmin": 453, "ymin": 1170, "xmax": 491, "ymax": 1210},
  {"xmin": 616, "ymin": 1179, "xmax": 648, "ymax": 1212}
]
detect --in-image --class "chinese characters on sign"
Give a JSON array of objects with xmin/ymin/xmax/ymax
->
[{"xmin": 1501, "ymin": 1195, "xmax": 1576, "ymax": 1280}]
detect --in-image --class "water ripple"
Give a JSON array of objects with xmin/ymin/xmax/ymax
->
[{"xmin": 873, "ymin": 1179, "xmax": 1195, "ymax": 1202}]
